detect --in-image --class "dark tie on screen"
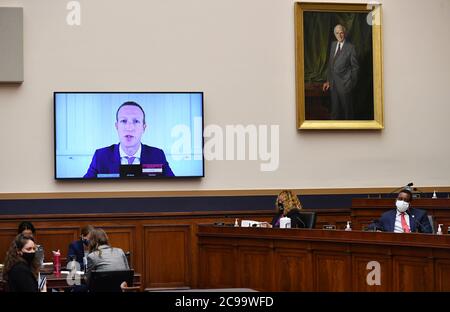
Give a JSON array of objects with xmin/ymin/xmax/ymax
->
[{"xmin": 126, "ymin": 156, "xmax": 135, "ymax": 165}]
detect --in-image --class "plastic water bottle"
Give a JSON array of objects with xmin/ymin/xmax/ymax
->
[
  {"xmin": 344, "ymin": 221, "xmax": 352, "ymax": 231},
  {"xmin": 234, "ymin": 218, "xmax": 239, "ymax": 227},
  {"xmin": 432, "ymin": 191, "xmax": 437, "ymax": 199},
  {"xmin": 52, "ymin": 250, "xmax": 61, "ymax": 276},
  {"xmin": 280, "ymin": 217, "xmax": 291, "ymax": 229},
  {"xmin": 437, "ymin": 224, "xmax": 443, "ymax": 235}
]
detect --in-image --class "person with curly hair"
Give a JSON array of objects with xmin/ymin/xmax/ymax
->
[
  {"xmin": 2, "ymin": 234, "xmax": 46, "ymax": 292},
  {"xmin": 271, "ymin": 190, "xmax": 303, "ymax": 228}
]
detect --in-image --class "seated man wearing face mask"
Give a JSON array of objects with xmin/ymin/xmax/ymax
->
[
  {"xmin": 67, "ymin": 225, "xmax": 94, "ymax": 270},
  {"xmin": 368, "ymin": 189, "xmax": 432, "ymax": 233}
]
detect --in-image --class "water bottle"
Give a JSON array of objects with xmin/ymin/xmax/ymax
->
[
  {"xmin": 52, "ymin": 250, "xmax": 61, "ymax": 276},
  {"xmin": 345, "ymin": 221, "xmax": 352, "ymax": 231},
  {"xmin": 280, "ymin": 217, "xmax": 291, "ymax": 228}
]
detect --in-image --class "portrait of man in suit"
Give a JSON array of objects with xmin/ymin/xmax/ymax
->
[
  {"xmin": 322, "ymin": 24, "xmax": 359, "ymax": 120},
  {"xmin": 299, "ymin": 8, "xmax": 378, "ymax": 124}
]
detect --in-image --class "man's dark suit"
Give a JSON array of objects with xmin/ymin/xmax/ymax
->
[
  {"xmin": 369, "ymin": 208, "xmax": 433, "ymax": 233},
  {"xmin": 84, "ymin": 143, "xmax": 174, "ymax": 178},
  {"xmin": 326, "ymin": 41, "xmax": 359, "ymax": 119}
]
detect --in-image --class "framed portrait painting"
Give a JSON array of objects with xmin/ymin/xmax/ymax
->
[{"xmin": 295, "ymin": 2, "xmax": 383, "ymax": 130}]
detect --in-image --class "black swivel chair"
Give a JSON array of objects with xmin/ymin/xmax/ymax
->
[
  {"xmin": 288, "ymin": 210, "xmax": 317, "ymax": 229},
  {"xmin": 89, "ymin": 270, "xmax": 134, "ymax": 292}
]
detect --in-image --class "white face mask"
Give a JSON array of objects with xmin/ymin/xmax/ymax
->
[{"xmin": 396, "ymin": 200, "xmax": 409, "ymax": 213}]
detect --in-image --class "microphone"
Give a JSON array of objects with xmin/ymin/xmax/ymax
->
[
  {"xmin": 368, "ymin": 219, "xmax": 383, "ymax": 232},
  {"xmin": 390, "ymin": 182, "xmax": 414, "ymax": 194},
  {"xmin": 405, "ymin": 210, "xmax": 425, "ymax": 233}
]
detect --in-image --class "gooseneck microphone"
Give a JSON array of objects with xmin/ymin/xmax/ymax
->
[
  {"xmin": 390, "ymin": 182, "xmax": 414, "ymax": 194},
  {"xmin": 405, "ymin": 210, "xmax": 425, "ymax": 233}
]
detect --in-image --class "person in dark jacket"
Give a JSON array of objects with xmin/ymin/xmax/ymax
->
[
  {"xmin": 2, "ymin": 234, "xmax": 46, "ymax": 292},
  {"xmin": 368, "ymin": 189, "xmax": 433, "ymax": 233},
  {"xmin": 67, "ymin": 225, "xmax": 95, "ymax": 270}
]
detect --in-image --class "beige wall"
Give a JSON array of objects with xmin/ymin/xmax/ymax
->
[{"xmin": 0, "ymin": 0, "xmax": 450, "ymax": 193}]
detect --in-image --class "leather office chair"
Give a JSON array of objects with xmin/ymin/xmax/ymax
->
[
  {"xmin": 287, "ymin": 210, "xmax": 317, "ymax": 229},
  {"xmin": 89, "ymin": 270, "xmax": 134, "ymax": 292},
  {"xmin": 298, "ymin": 211, "xmax": 317, "ymax": 229}
]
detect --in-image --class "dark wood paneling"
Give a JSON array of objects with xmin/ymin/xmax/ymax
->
[
  {"xmin": 314, "ymin": 251, "xmax": 351, "ymax": 291},
  {"xmin": 197, "ymin": 225, "xmax": 450, "ymax": 292},
  {"xmin": 274, "ymin": 249, "xmax": 313, "ymax": 291},
  {"xmin": 352, "ymin": 254, "xmax": 391, "ymax": 291},
  {"xmin": 198, "ymin": 245, "xmax": 236, "ymax": 289},
  {"xmin": 37, "ymin": 228, "xmax": 79, "ymax": 261},
  {"xmin": 0, "ymin": 209, "xmax": 346, "ymax": 289},
  {"xmin": 99, "ymin": 225, "xmax": 136, "ymax": 269},
  {"xmin": 143, "ymin": 225, "xmax": 191, "ymax": 289},
  {"xmin": 0, "ymin": 229, "xmax": 16, "ymax": 261},
  {"xmin": 393, "ymin": 256, "xmax": 434, "ymax": 291},
  {"xmin": 435, "ymin": 260, "xmax": 450, "ymax": 291},
  {"xmin": 239, "ymin": 247, "xmax": 273, "ymax": 291}
]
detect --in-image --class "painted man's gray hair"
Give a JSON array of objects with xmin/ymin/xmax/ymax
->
[{"xmin": 334, "ymin": 24, "xmax": 346, "ymax": 34}]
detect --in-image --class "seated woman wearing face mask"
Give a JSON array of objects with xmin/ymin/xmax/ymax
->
[
  {"xmin": 2, "ymin": 234, "xmax": 47, "ymax": 292},
  {"xmin": 67, "ymin": 225, "xmax": 94, "ymax": 270},
  {"xmin": 368, "ymin": 189, "xmax": 432, "ymax": 233},
  {"xmin": 271, "ymin": 190, "xmax": 303, "ymax": 228}
]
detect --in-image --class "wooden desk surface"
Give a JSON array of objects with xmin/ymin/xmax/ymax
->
[{"xmin": 198, "ymin": 225, "xmax": 450, "ymax": 291}]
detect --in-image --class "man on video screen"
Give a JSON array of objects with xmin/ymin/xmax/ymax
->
[{"xmin": 84, "ymin": 101, "xmax": 174, "ymax": 178}]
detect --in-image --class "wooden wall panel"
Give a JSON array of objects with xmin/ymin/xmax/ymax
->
[
  {"xmin": 0, "ymin": 228, "xmax": 16, "ymax": 261},
  {"xmin": 239, "ymin": 247, "xmax": 273, "ymax": 291},
  {"xmin": 274, "ymin": 249, "xmax": 313, "ymax": 291},
  {"xmin": 314, "ymin": 251, "xmax": 351, "ymax": 291},
  {"xmin": 197, "ymin": 226, "xmax": 450, "ymax": 291},
  {"xmin": 435, "ymin": 260, "xmax": 450, "ymax": 291},
  {"xmin": 393, "ymin": 256, "xmax": 434, "ymax": 291},
  {"xmin": 198, "ymin": 245, "xmax": 236, "ymax": 289},
  {"xmin": 99, "ymin": 225, "xmax": 136, "ymax": 268},
  {"xmin": 352, "ymin": 198, "xmax": 450, "ymax": 231},
  {"xmin": 0, "ymin": 208, "xmax": 347, "ymax": 289},
  {"xmin": 37, "ymin": 228, "xmax": 79, "ymax": 262},
  {"xmin": 143, "ymin": 225, "xmax": 191, "ymax": 289},
  {"xmin": 352, "ymin": 254, "xmax": 392, "ymax": 291}
]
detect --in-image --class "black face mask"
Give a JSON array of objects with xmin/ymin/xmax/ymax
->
[
  {"xmin": 277, "ymin": 202, "xmax": 284, "ymax": 213},
  {"xmin": 82, "ymin": 239, "xmax": 89, "ymax": 246},
  {"xmin": 22, "ymin": 252, "xmax": 35, "ymax": 264}
]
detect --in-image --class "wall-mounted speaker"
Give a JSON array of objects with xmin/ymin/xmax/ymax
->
[{"xmin": 0, "ymin": 7, "xmax": 23, "ymax": 83}]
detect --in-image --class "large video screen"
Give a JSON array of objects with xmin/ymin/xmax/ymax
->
[{"xmin": 54, "ymin": 92, "xmax": 204, "ymax": 179}]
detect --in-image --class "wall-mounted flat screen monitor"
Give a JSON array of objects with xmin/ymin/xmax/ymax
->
[{"xmin": 54, "ymin": 92, "xmax": 204, "ymax": 180}]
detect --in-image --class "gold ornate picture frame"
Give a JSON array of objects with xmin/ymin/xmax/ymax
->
[{"xmin": 295, "ymin": 2, "xmax": 383, "ymax": 130}]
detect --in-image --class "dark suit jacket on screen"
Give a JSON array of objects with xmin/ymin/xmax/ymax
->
[{"xmin": 84, "ymin": 143, "xmax": 174, "ymax": 178}]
